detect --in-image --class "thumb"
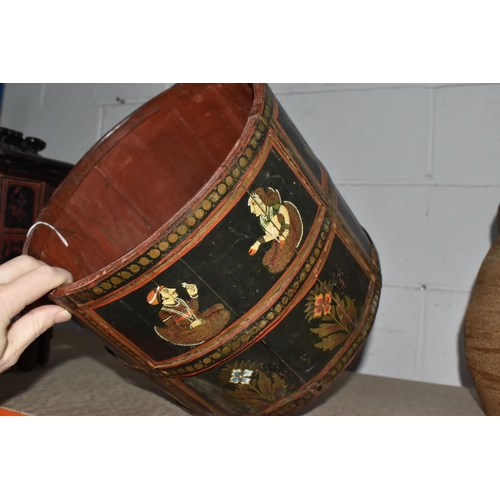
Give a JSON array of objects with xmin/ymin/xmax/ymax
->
[{"xmin": 0, "ymin": 305, "xmax": 71, "ymax": 374}]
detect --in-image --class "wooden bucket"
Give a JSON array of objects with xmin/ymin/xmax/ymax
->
[{"xmin": 24, "ymin": 84, "xmax": 381, "ymax": 415}]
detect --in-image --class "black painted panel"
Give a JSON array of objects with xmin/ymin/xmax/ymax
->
[
  {"xmin": 275, "ymin": 98, "xmax": 323, "ymax": 185},
  {"xmin": 182, "ymin": 340, "xmax": 304, "ymax": 415},
  {"xmin": 263, "ymin": 235, "xmax": 371, "ymax": 380}
]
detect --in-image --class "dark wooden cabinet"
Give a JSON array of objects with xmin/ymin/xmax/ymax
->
[{"xmin": 0, "ymin": 127, "xmax": 72, "ymax": 370}]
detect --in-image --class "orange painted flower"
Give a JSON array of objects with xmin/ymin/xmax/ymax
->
[
  {"xmin": 323, "ymin": 292, "xmax": 333, "ymax": 315},
  {"xmin": 314, "ymin": 292, "xmax": 333, "ymax": 318}
]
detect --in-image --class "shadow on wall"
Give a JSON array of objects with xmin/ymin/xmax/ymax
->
[{"xmin": 459, "ymin": 207, "xmax": 500, "ymax": 388}]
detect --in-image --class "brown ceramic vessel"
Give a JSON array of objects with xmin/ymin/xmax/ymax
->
[{"xmin": 465, "ymin": 203, "xmax": 500, "ymax": 415}]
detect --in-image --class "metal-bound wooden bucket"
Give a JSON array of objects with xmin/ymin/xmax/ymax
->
[{"xmin": 24, "ymin": 84, "xmax": 381, "ymax": 415}]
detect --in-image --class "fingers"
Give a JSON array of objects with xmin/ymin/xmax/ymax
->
[
  {"xmin": 0, "ymin": 260, "xmax": 72, "ymax": 331},
  {"xmin": 0, "ymin": 256, "xmax": 73, "ymax": 374},
  {"xmin": 0, "ymin": 304, "xmax": 72, "ymax": 374},
  {"xmin": 0, "ymin": 255, "xmax": 45, "ymax": 285}
]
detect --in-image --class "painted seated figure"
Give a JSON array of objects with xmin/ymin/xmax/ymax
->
[
  {"xmin": 248, "ymin": 187, "xmax": 303, "ymax": 274},
  {"xmin": 147, "ymin": 283, "xmax": 230, "ymax": 346}
]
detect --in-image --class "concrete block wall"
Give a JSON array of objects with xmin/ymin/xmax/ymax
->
[{"xmin": 2, "ymin": 83, "xmax": 499, "ymax": 387}]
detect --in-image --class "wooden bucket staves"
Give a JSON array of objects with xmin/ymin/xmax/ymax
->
[{"xmin": 24, "ymin": 84, "xmax": 381, "ymax": 415}]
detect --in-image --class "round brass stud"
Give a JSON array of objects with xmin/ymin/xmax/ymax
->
[{"xmin": 149, "ymin": 249, "xmax": 161, "ymax": 259}]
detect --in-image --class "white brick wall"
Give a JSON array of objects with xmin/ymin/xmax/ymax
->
[
  {"xmin": 2, "ymin": 82, "xmax": 499, "ymax": 387},
  {"xmin": 0, "ymin": 83, "xmax": 173, "ymax": 163},
  {"xmin": 272, "ymin": 84, "xmax": 500, "ymax": 388}
]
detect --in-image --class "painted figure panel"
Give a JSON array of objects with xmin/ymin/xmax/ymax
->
[{"xmin": 94, "ymin": 146, "xmax": 320, "ymax": 362}]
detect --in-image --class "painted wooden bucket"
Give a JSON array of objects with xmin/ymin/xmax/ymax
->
[{"xmin": 24, "ymin": 84, "xmax": 381, "ymax": 415}]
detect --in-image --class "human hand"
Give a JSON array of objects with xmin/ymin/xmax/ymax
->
[
  {"xmin": 0, "ymin": 255, "xmax": 73, "ymax": 374},
  {"xmin": 182, "ymin": 283, "xmax": 198, "ymax": 297},
  {"xmin": 249, "ymin": 241, "xmax": 260, "ymax": 256},
  {"xmin": 190, "ymin": 318, "xmax": 206, "ymax": 329}
]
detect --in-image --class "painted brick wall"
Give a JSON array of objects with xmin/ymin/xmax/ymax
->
[{"xmin": 2, "ymin": 83, "xmax": 499, "ymax": 387}]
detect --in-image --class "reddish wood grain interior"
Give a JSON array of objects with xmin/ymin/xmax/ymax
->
[{"xmin": 26, "ymin": 83, "xmax": 254, "ymax": 281}]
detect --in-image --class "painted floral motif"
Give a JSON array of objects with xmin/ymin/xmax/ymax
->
[
  {"xmin": 305, "ymin": 275, "xmax": 358, "ymax": 352},
  {"xmin": 229, "ymin": 369, "xmax": 254, "ymax": 385},
  {"xmin": 219, "ymin": 360, "xmax": 289, "ymax": 411},
  {"xmin": 311, "ymin": 291, "xmax": 333, "ymax": 318}
]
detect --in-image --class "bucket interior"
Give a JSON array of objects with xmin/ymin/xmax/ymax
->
[{"xmin": 26, "ymin": 83, "xmax": 254, "ymax": 282}]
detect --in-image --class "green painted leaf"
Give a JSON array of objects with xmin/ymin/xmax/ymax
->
[
  {"xmin": 257, "ymin": 371, "xmax": 272, "ymax": 397},
  {"xmin": 314, "ymin": 333, "xmax": 347, "ymax": 352},
  {"xmin": 270, "ymin": 373, "xmax": 287, "ymax": 401},
  {"xmin": 310, "ymin": 323, "xmax": 345, "ymax": 338},
  {"xmin": 345, "ymin": 296, "xmax": 357, "ymax": 322}
]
